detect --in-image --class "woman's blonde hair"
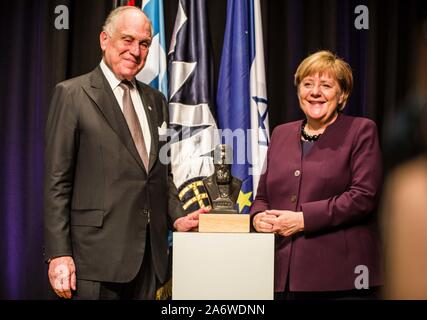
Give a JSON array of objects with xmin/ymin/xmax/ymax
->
[{"xmin": 294, "ymin": 50, "xmax": 353, "ymax": 111}]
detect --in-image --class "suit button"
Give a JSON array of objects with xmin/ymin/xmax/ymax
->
[
  {"xmin": 143, "ymin": 209, "xmax": 151, "ymax": 223},
  {"xmin": 294, "ymin": 170, "xmax": 301, "ymax": 177},
  {"xmin": 290, "ymin": 195, "xmax": 297, "ymax": 203}
]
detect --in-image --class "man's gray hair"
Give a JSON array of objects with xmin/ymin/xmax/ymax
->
[{"xmin": 102, "ymin": 6, "xmax": 153, "ymax": 36}]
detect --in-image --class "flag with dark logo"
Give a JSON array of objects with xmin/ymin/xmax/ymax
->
[{"xmin": 168, "ymin": 0, "xmax": 218, "ymax": 213}]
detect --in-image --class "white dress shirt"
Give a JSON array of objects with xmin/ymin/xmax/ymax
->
[{"xmin": 100, "ymin": 60, "xmax": 151, "ymax": 155}]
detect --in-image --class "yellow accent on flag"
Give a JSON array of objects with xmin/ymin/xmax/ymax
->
[{"xmin": 237, "ymin": 190, "xmax": 252, "ymax": 212}]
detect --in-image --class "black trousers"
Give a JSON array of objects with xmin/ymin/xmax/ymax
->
[{"xmin": 72, "ymin": 226, "xmax": 157, "ymax": 300}]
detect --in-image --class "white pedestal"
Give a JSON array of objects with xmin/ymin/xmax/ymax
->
[{"xmin": 172, "ymin": 232, "xmax": 274, "ymax": 300}]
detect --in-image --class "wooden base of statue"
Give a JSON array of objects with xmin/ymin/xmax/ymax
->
[{"xmin": 198, "ymin": 213, "xmax": 250, "ymax": 233}]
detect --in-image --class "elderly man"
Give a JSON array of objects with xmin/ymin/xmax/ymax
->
[{"xmin": 44, "ymin": 6, "xmax": 201, "ymax": 300}]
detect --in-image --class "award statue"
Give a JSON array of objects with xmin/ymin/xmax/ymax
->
[
  {"xmin": 203, "ymin": 144, "xmax": 242, "ymax": 213},
  {"xmin": 198, "ymin": 144, "xmax": 250, "ymax": 232}
]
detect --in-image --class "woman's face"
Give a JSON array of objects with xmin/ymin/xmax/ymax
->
[{"xmin": 298, "ymin": 72, "xmax": 344, "ymax": 125}]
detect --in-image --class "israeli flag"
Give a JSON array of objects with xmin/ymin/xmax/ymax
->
[{"xmin": 217, "ymin": 0, "xmax": 270, "ymax": 213}]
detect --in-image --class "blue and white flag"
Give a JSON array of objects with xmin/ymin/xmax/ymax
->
[
  {"xmin": 136, "ymin": 0, "xmax": 168, "ymax": 96},
  {"xmin": 217, "ymin": 0, "xmax": 270, "ymax": 213},
  {"xmin": 168, "ymin": 0, "xmax": 219, "ymax": 212}
]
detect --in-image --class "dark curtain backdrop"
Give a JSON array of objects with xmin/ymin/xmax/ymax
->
[{"xmin": 0, "ymin": 0, "xmax": 425, "ymax": 299}]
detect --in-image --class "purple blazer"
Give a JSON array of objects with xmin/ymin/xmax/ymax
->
[{"xmin": 251, "ymin": 114, "xmax": 383, "ymax": 292}]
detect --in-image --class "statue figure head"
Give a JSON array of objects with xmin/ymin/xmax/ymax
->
[{"xmin": 213, "ymin": 144, "xmax": 233, "ymax": 185}]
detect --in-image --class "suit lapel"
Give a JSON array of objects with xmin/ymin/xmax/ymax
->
[
  {"xmin": 82, "ymin": 67, "xmax": 146, "ymax": 173},
  {"xmin": 136, "ymin": 82, "xmax": 159, "ymax": 173}
]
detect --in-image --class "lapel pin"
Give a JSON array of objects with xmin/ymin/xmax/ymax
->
[{"xmin": 148, "ymin": 105, "xmax": 152, "ymax": 111}]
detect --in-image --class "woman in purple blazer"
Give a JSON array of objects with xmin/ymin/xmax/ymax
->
[{"xmin": 251, "ymin": 51, "xmax": 382, "ymax": 299}]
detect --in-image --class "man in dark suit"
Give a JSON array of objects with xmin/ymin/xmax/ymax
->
[{"xmin": 44, "ymin": 6, "xmax": 201, "ymax": 299}]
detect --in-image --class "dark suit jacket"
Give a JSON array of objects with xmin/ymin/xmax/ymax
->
[
  {"xmin": 44, "ymin": 66, "xmax": 184, "ymax": 284},
  {"xmin": 250, "ymin": 114, "xmax": 383, "ymax": 292}
]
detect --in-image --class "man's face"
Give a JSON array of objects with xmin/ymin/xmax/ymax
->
[{"xmin": 100, "ymin": 10, "xmax": 152, "ymax": 80}]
